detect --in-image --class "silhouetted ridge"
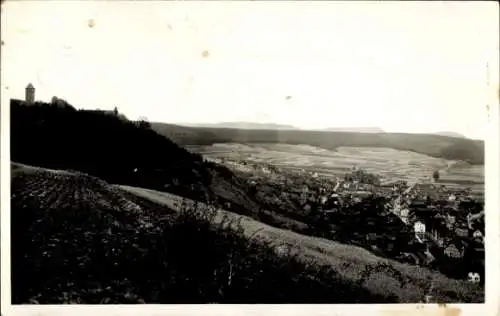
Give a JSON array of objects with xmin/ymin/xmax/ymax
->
[{"xmin": 10, "ymin": 99, "xmax": 210, "ymax": 201}]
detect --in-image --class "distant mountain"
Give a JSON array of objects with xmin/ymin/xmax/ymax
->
[
  {"xmin": 180, "ymin": 122, "xmax": 299, "ymax": 130},
  {"xmin": 321, "ymin": 127, "xmax": 385, "ymax": 134},
  {"xmin": 150, "ymin": 122, "xmax": 219, "ymax": 145},
  {"xmin": 433, "ymin": 131, "xmax": 466, "ymax": 139},
  {"xmin": 152, "ymin": 122, "xmax": 485, "ymax": 165}
]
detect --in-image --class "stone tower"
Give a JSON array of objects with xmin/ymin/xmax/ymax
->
[{"xmin": 25, "ymin": 83, "xmax": 35, "ymax": 104}]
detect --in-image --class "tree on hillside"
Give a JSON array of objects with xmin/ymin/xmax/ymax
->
[
  {"xmin": 49, "ymin": 96, "xmax": 75, "ymax": 110},
  {"xmin": 344, "ymin": 169, "xmax": 380, "ymax": 185},
  {"xmin": 137, "ymin": 116, "xmax": 151, "ymax": 130},
  {"xmin": 113, "ymin": 107, "xmax": 118, "ymax": 116},
  {"xmin": 432, "ymin": 170, "xmax": 440, "ymax": 182}
]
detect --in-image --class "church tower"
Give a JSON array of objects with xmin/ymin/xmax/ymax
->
[{"xmin": 25, "ymin": 83, "xmax": 35, "ymax": 104}]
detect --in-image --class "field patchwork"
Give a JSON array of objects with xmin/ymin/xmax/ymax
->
[{"xmin": 188, "ymin": 143, "xmax": 484, "ymax": 191}]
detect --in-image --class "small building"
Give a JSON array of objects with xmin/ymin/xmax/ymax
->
[
  {"xmin": 414, "ymin": 221, "xmax": 426, "ymax": 241},
  {"xmin": 467, "ymin": 272, "xmax": 481, "ymax": 284},
  {"xmin": 25, "ymin": 83, "xmax": 35, "ymax": 104},
  {"xmin": 455, "ymin": 228, "xmax": 469, "ymax": 237},
  {"xmin": 324, "ymin": 209, "xmax": 337, "ymax": 215},
  {"xmin": 320, "ymin": 196, "xmax": 328, "ymax": 205},
  {"xmin": 400, "ymin": 208, "xmax": 410, "ymax": 224},
  {"xmin": 473, "ymin": 230, "xmax": 483, "ymax": 238},
  {"xmin": 447, "ymin": 215, "xmax": 456, "ymax": 225},
  {"xmin": 444, "ymin": 244, "xmax": 462, "ymax": 258}
]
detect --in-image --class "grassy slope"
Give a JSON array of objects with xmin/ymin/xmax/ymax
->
[
  {"xmin": 9, "ymin": 99, "xmax": 304, "ymax": 233},
  {"xmin": 119, "ymin": 184, "xmax": 484, "ymax": 303},
  {"xmin": 151, "ymin": 122, "xmax": 485, "ymax": 165},
  {"xmin": 11, "ymin": 164, "xmax": 483, "ymax": 303}
]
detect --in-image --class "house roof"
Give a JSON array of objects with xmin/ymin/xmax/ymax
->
[{"xmin": 469, "ymin": 211, "xmax": 485, "ymax": 221}]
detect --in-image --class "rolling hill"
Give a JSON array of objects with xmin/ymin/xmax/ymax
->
[
  {"xmin": 433, "ymin": 131, "xmax": 467, "ymax": 139},
  {"xmin": 321, "ymin": 127, "xmax": 385, "ymax": 133},
  {"xmin": 9, "ymin": 99, "xmax": 302, "ymax": 229},
  {"xmin": 10, "ymin": 99, "xmax": 217, "ymax": 202},
  {"xmin": 10, "ymin": 163, "xmax": 484, "ymax": 303},
  {"xmin": 178, "ymin": 122, "xmax": 299, "ymax": 130},
  {"xmin": 149, "ymin": 122, "xmax": 221, "ymax": 145},
  {"xmin": 150, "ymin": 122, "xmax": 484, "ymax": 165}
]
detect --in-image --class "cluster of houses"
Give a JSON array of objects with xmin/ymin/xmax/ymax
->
[{"xmin": 211, "ymin": 155, "xmax": 485, "ymax": 281}]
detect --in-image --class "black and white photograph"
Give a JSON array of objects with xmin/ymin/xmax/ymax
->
[{"xmin": 1, "ymin": 0, "xmax": 499, "ymax": 314}]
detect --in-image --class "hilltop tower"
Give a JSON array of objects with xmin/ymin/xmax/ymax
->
[{"xmin": 25, "ymin": 83, "xmax": 35, "ymax": 104}]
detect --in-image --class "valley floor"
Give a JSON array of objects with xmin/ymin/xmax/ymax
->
[{"xmin": 189, "ymin": 143, "xmax": 484, "ymax": 194}]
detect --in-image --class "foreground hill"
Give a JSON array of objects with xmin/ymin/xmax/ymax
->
[
  {"xmin": 10, "ymin": 99, "xmax": 211, "ymax": 202},
  {"xmin": 9, "ymin": 99, "xmax": 314, "ymax": 231},
  {"xmin": 10, "ymin": 99, "xmax": 268, "ymax": 212},
  {"xmin": 151, "ymin": 122, "xmax": 484, "ymax": 165},
  {"xmin": 11, "ymin": 163, "xmax": 483, "ymax": 303},
  {"xmin": 9, "ymin": 99, "xmax": 317, "ymax": 242}
]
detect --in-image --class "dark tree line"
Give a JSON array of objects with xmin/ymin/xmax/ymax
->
[{"xmin": 10, "ymin": 99, "xmax": 211, "ymax": 201}]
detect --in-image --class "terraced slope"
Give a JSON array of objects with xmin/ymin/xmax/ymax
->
[
  {"xmin": 190, "ymin": 143, "xmax": 484, "ymax": 192},
  {"xmin": 11, "ymin": 164, "xmax": 483, "ymax": 304}
]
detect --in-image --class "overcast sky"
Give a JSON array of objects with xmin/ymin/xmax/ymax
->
[{"xmin": 2, "ymin": 1, "xmax": 498, "ymax": 139}]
